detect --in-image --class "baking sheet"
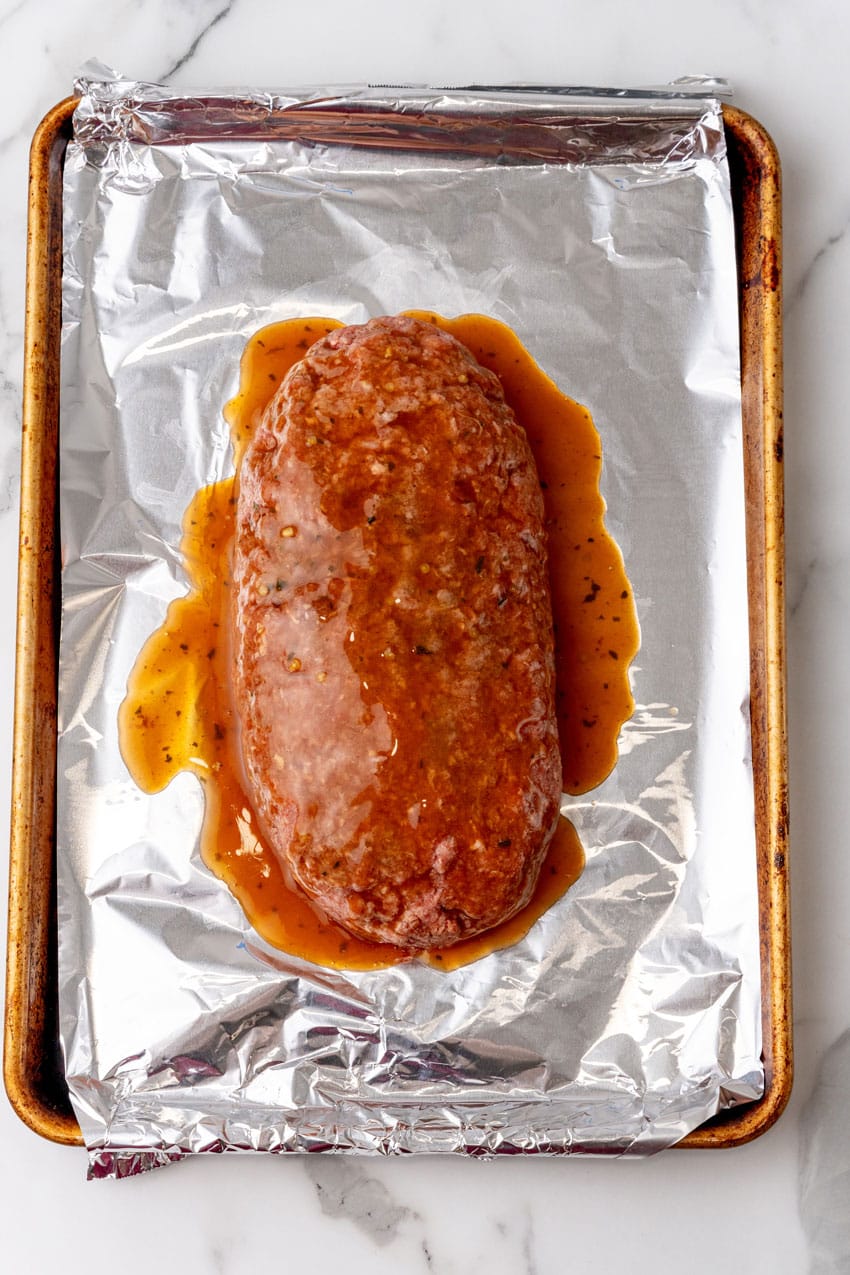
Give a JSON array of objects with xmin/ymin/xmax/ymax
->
[{"xmin": 55, "ymin": 75, "xmax": 763, "ymax": 1174}]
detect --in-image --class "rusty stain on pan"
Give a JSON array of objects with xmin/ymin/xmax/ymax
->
[
  {"xmin": 3, "ymin": 98, "xmax": 789, "ymax": 1152},
  {"xmin": 5, "ymin": 96, "xmax": 80, "ymax": 1145}
]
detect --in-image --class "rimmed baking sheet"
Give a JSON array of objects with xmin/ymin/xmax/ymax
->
[{"xmin": 4, "ymin": 92, "xmax": 789, "ymax": 1155}]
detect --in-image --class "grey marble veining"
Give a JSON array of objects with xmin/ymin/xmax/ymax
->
[
  {"xmin": 157, "ymin": 1, "xmax": 238, "ymax": 82},
  {"xmin": 306, "ymin": 1158, "xmax": 416, "ymax": 1246},
  {"xmin": 787, "ymin": 214, "xmax": 850, "ymax": 317},
  {"xmin": 800, "ymin": 1029, "xmax": 850, "ymax": 1273}
]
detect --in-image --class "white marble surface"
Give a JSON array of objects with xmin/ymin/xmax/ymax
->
[{"xmin": 0, "ymin": 0, "xmax": 845, "ymax": 1270}]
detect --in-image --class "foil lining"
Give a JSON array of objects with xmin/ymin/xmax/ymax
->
[{"xmin": 57, "ymin": 72, "xmax": 762, "ymax": 1176}]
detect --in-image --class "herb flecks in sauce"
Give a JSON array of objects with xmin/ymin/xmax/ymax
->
[{"xmin": 119, "ymin": 314, "xmax": 638, "ymax": 971}]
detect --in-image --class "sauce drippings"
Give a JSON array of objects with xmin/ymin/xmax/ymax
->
[{"xmin": 118, "ymin": 314, "xmax": 638, "ymax": 970}]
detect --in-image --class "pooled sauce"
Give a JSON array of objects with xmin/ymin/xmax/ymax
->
[{"xmin": 119, "ymin": 314, "xmax": 638, "ymax": 971}]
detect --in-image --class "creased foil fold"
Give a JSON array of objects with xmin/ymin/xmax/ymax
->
[{"xmin": 57, "ymin": 71, "xmax": 762, "ymax": 1177}]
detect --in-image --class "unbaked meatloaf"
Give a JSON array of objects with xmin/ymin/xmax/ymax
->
[{"xmin": 231, "ymin": 315, "xmax": 561, "ymax": 948}]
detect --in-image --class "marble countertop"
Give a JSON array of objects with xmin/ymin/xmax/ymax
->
[{"xmin": 0, "ymin": 1, "xmax": 845, "ymax": 1270}]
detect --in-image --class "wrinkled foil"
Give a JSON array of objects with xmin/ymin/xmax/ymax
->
[{"xmin": 57, "ymin": 73, "xmax": 762, "ymax": 1176}]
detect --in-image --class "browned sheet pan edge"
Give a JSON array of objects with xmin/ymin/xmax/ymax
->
[
  {"xmin": 4, "ymin": 96, "xmax": 80, "ymax": 1146},
  {"xmin": 4, "ymin": 96, "xmax": 789, "ymax": 1152}
]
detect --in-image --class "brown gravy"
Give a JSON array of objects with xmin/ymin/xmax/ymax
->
[{"xmin": 118, "ymin": 314, "xmax": 638, "ymax": 970}]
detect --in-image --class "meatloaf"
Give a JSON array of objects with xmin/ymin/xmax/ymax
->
[{"xmin": 231, "ymin": 314, "xmax": 561, "ymax": 948}]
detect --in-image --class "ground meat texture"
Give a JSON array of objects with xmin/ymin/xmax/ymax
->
[{"xmin": 232, "ymin": 315, "xmax": 562, "ymax": 948}]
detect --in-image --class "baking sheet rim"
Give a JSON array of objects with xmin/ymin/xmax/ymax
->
[{"xmin": 3, "ymin": 95, "xmax": 790, "ymax": 1152}]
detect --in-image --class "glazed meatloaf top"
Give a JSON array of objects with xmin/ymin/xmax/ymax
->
[{"xmin": 232, "ymin": 315, "xmax": 562, "ymax": 948}]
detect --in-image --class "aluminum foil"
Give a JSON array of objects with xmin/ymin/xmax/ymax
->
[{"xmin": 57, "ymin": 72, "xmax": 762, "ymax": 1176}]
